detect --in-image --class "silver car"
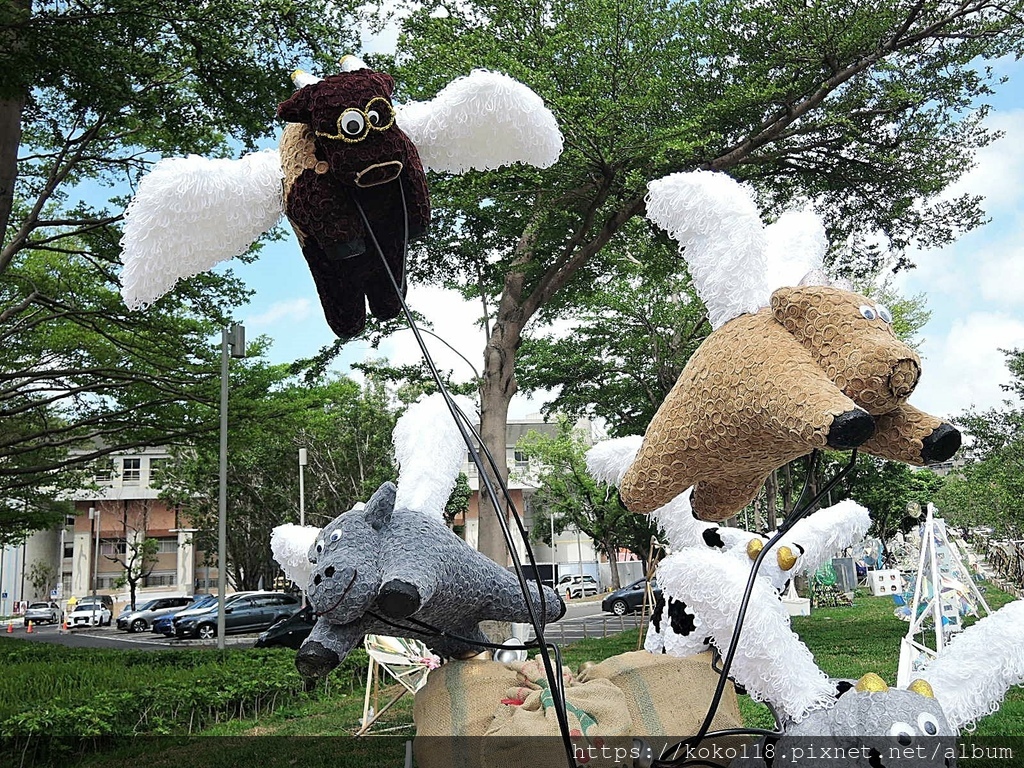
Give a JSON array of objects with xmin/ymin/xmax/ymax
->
[
  {"xmin": 23, "ymin": 601, "xmax": 60, "ymax": 626},
  {"xmin": 119, "ymin": 596, "xmax": 193, "ymax": 633}
]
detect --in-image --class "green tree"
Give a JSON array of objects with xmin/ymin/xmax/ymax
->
[
  {"xmin": 27, "ymin": 559, "xmax": 56, "ymax": 601},
  {"xmin": 159, "ymin": 364, "xmax": 400, "ymax": 591},
  {"xmin": 381, "ymin": 0, "xmax": 1018, "ymax": 564},
  {"xmin": 108, "ymin": 536, "xmax": 160, "ymax": 613},
  {"xmin": 517, "ymin": 417, "xmax": 662, "ymax": 589},
  {"xmin": 0, "ymin": 1, "xmax": 361, "ymax": 538},
  {"xmin": 935, "ymin": 349, "xmax": 1024, "ymax": 538}
]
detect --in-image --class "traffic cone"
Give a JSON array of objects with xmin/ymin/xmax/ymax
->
[
  {"xmin": 26, "ymin": 621, "xmax": 33, "ymax": 633},
  {"xmin": 5, "ymin": 623, "xmax": 11, "ymax": 634}
]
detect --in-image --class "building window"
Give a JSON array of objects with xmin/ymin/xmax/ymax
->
[
  {"xmin": 100, "ymin": 539, "xmax": 128, "ymax": 557},
  {"xmin": 143, "ymin": 572, "xmax": 176, "ymax": 588},
  {"xmin": 466, "ymin": 451, "xmax": 478, "ymax": 476},
  {"xmin": 157, "ymin": 538, "xmax": 178, "ymax": 554},
  {"xmin": 122, "ymin": 457, "xmax": 141, "ymax": 484},
  {"xmin": 514, "ymin": 450, "xmax": 530, "ymax": 471},
  {"xmin": 63, "ymin": 543, "xmax": 74, "ymax": 559},
  {"xmin": 93, "ymin": 460, "xmax": 114, "ymax": 483},
  {"xmin": 149, "ymin": 458, "xmax": 168, "ymax": 481}
]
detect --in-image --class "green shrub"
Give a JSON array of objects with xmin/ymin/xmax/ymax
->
[{"xmin": 0, "ymin": 641, "xmax": 368, "ymax": 767}]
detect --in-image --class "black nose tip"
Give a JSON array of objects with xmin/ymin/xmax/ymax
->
[
  {"xmin": 922, "ymin": 423, "xmax": 961, "ymax": 464},
  {"xmin": 827, "ymin": 408, "xmax": 876, "ymax": 449},
  {"xmin": 324, "ymin": 566, "xmax": 335, "ymax": 578}
]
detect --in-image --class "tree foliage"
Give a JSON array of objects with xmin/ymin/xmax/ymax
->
[
  {"xmin": 0, "ymin": 0, "xmax": 361, "ymax": 538},
  {"xmin": 516, "ymin": 417, "xmax": 662, "ymax": 588},
  {"xmin": 935, "ymin": 349, "xmax": 1024, "ymax": 538},
  {"xmin": 158, "ymin": 363, "xmax": 399, "ymax": 591},
  {"xmin": 376, "ymin": 0, "xmax": 1021, "ymax": 563}
]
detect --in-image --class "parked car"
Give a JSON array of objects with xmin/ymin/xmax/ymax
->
[
  {"xmin": 175, "ymin": 592, "xmax": 300, "ymax": 640},
  {"xmin": 601, "ymin": 578, "xmax": 662, "ymax": 616},
  {"xmin": 254, "ymin": 604, "xmax": 316, "ymax": 650},
  {"xmin": 73, "ymin": 594, "xmax": 114, "ymax": 612},
  {"xmin": 117, "ymin": 598, "xmax": 157, "ymax": 629},
  {"xmin": 152, "ymin": 594, "xmax": 218, "ymax": 636},
  {"xmin": 23, "ymin": 602, "xmax": 60, "ymax": 626},
  {"xmin": 557, "ymin": 574, "xmax": 600, "ymax": 598},
  {"xmin": 118, "ymin": 596, "xmax": 194, "ymax": 633},
  {"xmin": 69, "ymin": 601, "xmax": 112, "ymax": 627}
]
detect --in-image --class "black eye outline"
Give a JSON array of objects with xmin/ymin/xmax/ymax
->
[
  {"xmin": 876, "ymin": 304, "xmax": 893, "ymax": 324},
  {"xmin": 315, "ymin": 108, "xmax": 370, "ymax": 143},
  {"xmin": 859, "ymin": 304, "xmax": 877, "ymax": 321},
  {"xmin": 889, "ymin": 722, "xmax": 915, "ymax": 746},
  {"xmin": 917, "ymin": 712, "xmax": 939, "ymax": 736},
  {"xmin": 339, "ymin": 109, "xmax": 366, "ymax": 137},
  {"xmin": 365, "ymin": 97, "xmax": 395, "ymax": 131}
]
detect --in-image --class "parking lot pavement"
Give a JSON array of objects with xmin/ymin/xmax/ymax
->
[{"xmin": 1, "ymin": 619, "xmax": 260, "ymax": 650}]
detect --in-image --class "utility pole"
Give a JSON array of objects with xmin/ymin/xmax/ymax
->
[{"xmin": 217, "ymin": 323, "xmax": 245, "ymax": 650}]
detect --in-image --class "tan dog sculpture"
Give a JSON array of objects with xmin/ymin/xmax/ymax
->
[{"xmin": 619, "ymin": 172, "xmax": 960, "ymax": 521}]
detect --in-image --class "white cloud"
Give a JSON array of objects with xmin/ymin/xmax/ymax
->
[
  {"xmin": 245, "ymin": 297, "xmax": 314, "ymax": 327},
  {"xmin": 944, "ymin": 110, "xmax": 1024, "ymax": 214},
  {"xmin": 911, "ymin": 313, "xmax": 1024, "ymax": 419}
]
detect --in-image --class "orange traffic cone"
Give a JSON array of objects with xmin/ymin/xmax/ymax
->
[
  {"xmin": 26, "ymin": 621, "xmax": 33, "ymax": 633},
  {"xmin": 5, "ymin": 623, "xmax": 11, "ymax": 634},
  {"xmin": 61, "ymin": 620, "xmax": 69, "ymax": 633}
]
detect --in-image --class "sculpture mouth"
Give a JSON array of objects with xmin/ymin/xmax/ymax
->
[
  {"xmin": 316, "ymin": 569, "xmax": 359, "ymax": 617},
  {"xmin": 354, "ymin": 161, "xmax": 403, "ymax": 187}
]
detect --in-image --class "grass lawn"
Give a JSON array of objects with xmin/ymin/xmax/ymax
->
[{"xmin": 10, "ymin": 584, "xmax": 1024, "ymax": 767}]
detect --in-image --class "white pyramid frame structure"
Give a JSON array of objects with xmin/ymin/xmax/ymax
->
[{"xmin": 896, "ymin": 503, "xmax": 991, "ymax": 687}]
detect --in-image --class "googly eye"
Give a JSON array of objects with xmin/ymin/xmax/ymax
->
[
  {"xmin": 329, "ymin": 530, "xmax": 342, "ymax": 544},
  {"xmin": 367, "ymin": 109, "xmax": 382, "ymax": 126},
  {"xmin": 917, "ymin": 712, "xmax": 939, "ymax": 736},
  {"xmin": 876, "ymin": 304, "xmax": 893, "ymax": 324},
  {"xmin": 315, "ymin": 540, "xmax": 324, "ymax": 554},
  {"xmin": 859, "ymin": 305, "xmax": 877, "ymax": 321},
  {"xmin": 339, "ymin": 109, "xmax": 366, "ymax": 137},
  {"xmin": 889, "ymin": 722, "xmax": 915, "ymax": 746}
]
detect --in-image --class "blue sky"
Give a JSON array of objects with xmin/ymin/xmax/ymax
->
[{"xmin": 229, "ymin": 54, "xmax": 1024, "ymax": 423}]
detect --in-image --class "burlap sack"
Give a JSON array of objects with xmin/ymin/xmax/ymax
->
[{"xmin": 414, "ymin": 651, "xmax": 747, "ymax": 768}]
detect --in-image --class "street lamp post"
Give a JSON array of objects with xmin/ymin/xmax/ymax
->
[
  {"xmin": 550, "ymin": 513, "xmax": 556, "ymax": 590},
  {"xmin": 217, "ymin": 323, "xmax": 245, "ymax": 650},
  {"xmin": 298, "ymin": 447, "xmax": 307, "ymax": 606},
  {"xmin": 89, "ymin": 506, "xmax": 99, "ymax": 626}
]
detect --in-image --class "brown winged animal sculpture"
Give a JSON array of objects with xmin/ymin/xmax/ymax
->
[{"xmin": 619, "ymin": 171, "xmax": 961, "ymax": 522}]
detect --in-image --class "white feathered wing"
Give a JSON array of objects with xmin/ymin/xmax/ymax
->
[{"xmin": 119, "ymin": 149, "xmax": 284, "ymax": 310}]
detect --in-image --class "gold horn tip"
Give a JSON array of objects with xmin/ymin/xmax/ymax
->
[
  {"xmin": 908, "ymin": 679, "xmax": 935, "ymax": 698},
  {"xmin": 746, "ymin": 538, "xmax": 764, "ymax": 561},
  {"xmin": 777, "ymin": 546, "xmax": 798, "ymax": 571},
  {"xmin": 855, "ymin": 673, "xmax": 889, "ymax": 693}
]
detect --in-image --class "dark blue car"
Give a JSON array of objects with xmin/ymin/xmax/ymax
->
[{"xmin": 152, "ymin": 594, "xmax": 217, "ymax": 635}]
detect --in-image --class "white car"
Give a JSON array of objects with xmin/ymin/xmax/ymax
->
[
  {"xmin": 69, "ymin": 603, "xmax": 112, "ymax": 627},
  {"xmin": 557, "ymin": 574, "xmax": 600, "ymax": 598}
]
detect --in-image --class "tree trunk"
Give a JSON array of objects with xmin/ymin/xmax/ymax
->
[
  {"xmin": 0, "ymin": 0, "xmax": 30, "ymax": 258},
  {"xmin": 765, "ymin": 470, "xmax": 779, "ymax": 532},
  {"xmin": 605, "ymin": 543, "xmax": 621, "ymax": 590},
  {"xmin": 476, "ymin": 308, "xmax": 522, "ymax": 566}
]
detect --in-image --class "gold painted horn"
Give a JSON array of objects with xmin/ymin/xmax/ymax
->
[
  {"xmin": 855, "ymin": 672, "xmax": 889, "ymax": 693},
  {"xmin": 777, "ymin": 546, "xmax": 797, "ymax": 571},
  {"xmin": 908, "ymin": 679, "xmax": 935, "ymax": 698}
]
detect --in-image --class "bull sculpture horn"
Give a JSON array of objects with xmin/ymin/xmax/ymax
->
[{"xmin": 855, "ymin": 673, "xmax": 889, "ymax": 693}]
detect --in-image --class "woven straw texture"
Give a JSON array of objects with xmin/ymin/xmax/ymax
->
[{"xmin": 620, "ymin": 286, "xmax": 928, "ymax": 521}]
